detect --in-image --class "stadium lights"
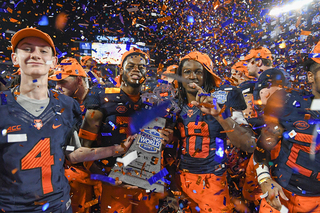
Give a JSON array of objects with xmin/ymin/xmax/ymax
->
[{"xmin": 269, "ymin": 0, "xmax": 314, "ymax": 16}]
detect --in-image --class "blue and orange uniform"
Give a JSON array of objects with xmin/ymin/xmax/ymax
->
[
  {"xmin": 0, "ymin": 90, "xmax": 81, "ymax": 212},
  {"xmin": 64, "ymin": 90, "xmax": 102, "ymax": 213},
  {"xmin": 259, "ymin": 90, "xmax": 320, "ymax": 212},
  {"xmin": 177, "ymin": 84, "xmax": 247, "ymax": 213},
  {"xmin": 83, "ymin": 86, "xmax": 164, "ymax": 213}
]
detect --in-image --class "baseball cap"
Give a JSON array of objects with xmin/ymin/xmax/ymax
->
[
  {"xmin": 119, "ymin": 47, "xmax": 149, "ymax": 68},
  {"xmin": 231, "ymin": 61, "xmax": 255, "ymax": 79},
  {"xmin": 310, "ymin": 41, "xmax": 320, "ymax": 64},
  {"xmin": 49, "ymin": 58, "xmax": 86, "ymax": 81},
  {"xmin": 241, "ymin": 47, "xmax": 272, "ymax": 61},
  {"xmin": 80, "ymin": 56, "xmax": 95, "ymax": 66},
  {"xmin": 180, "ymin": 51, "xmax": 222, "ymax": 87},
  {"xmin": 11, "ymin": 28, "xmax": 56, "ymax": 56},
  {"xmin": 164, "ymin": 65, "xmax": 178, "ymax": 74}
]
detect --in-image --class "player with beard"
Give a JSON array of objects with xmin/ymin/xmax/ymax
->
[{"xmin": 79, "ymin": 48, "xmax": 173, "ymax": 213}]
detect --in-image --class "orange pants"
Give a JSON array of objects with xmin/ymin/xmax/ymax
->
[
  {"xmin": 100, "ymin": 183, "xmax": 166, "ymax": 213},
  {"xmin": 65, "ymin": 166, "xmax": 102, "ymax": 213},
  {"xmin": 259, "ymin": 188, "xmax": 320, "ymax": 213},
  {"xmin": 242, "ymin": 155, "xmax": 262, "ymax": 201},
  {"xmin": 179, "ymin": 171, "xmax": 232, "ymax": 213}
]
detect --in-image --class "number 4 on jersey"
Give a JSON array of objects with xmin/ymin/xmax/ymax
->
[{"xmin": 21, "ymin": 138, "xmax": 54, "ymax": 194}]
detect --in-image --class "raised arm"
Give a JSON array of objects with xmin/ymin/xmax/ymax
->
[{"xmin": 190, "ymin": 83, "xmax": 256, "ymax": 153}]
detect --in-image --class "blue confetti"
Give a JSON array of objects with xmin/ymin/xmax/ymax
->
[
  {"xmin": 198, "ymin": 93, "xmax": 210, "ymax": 96},
  {"xmin": 108, "ymin": 77, "xmax": 117, "ymax": 86},
  {"xmin": 215, "ymin": 138, "xmax": 224, "ymax": 163},
  {"xmin": 56, "ymin": 73, "xmax": 62, "ymax": 80},
  {"xmin": 60, "ymin": 63, "xmax": 72, "ymax": 65},
  {"xmin": 221, "ymin": 107, "xmax": 231, "ymax": 119},
  {"xmin": 108, "ymin": 121, "xmax": 117, "ymax": 129},
  {"xmin": 101, "ymin": 133, "xmax": 112, "ymax": 136},
  {"xmin": 33, "ymin": 79, "xmax": 37, "ymax": 83},
  {"xmin": 195, "ymin": 115, "xmax": 200, "ymax": 125},
  {"xmin": 237, "ymin": 32, "xmax": 249, "ymax": 42},
  {"xmin": 38, "ymin": 15, "xmax": 49, "ymax": 26},
  {"xmin": 130, "ymin": 100, "xmax": 171, "ymax": 134},
  {"xmin": 195, "ymin": 206, "xmax": 201, "ymax": 212},
  {"xmin": 91, "ymin": 174, "xmax": 116, "ymax": 185},
  {"xmin": 189, "ymin": 3, "xmax": 202, "ymax": 13},
  {"xmin": 87, "ymin": 71, "xmax": 98, "ymax": 83},
  {"xmin": 148, "ymin": 168, "xmax": 169, "ymax": 185},
  {"xmin": 42, "ymin": 202, "xmax": 49, "ymax": 211},
  {"xmin": 126, "ymin": 41, "xmax": 131, "ymax": 51},
  {"xmin": 187, "ymin": 16, "xmax": 194, "ymax": 23},
  {"xmin": 221, "ymin": 18, "xmax": 234, "ymax": 28}
]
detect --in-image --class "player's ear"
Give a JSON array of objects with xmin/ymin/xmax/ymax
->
[
  {"xmin": 307, "ymin": 71, "xmax": 314, "ymax": 84},
  {"xmin": 257, "ymin": 59, "xmax": 263, "ymax": 67},
  {"xmin": 49, "ymin": 56, "xmax": 58, "ymax": 69},
  {"xmin": 11, "ymin": 53, "xmax": 19, "ymax": 66}
]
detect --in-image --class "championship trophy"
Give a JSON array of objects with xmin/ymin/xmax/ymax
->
[{"xmin": 108, "ymin": 81, "xmax": 179, "ymax": 192}]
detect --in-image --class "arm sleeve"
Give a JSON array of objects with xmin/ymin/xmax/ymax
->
[
  {"xmin": 225, "ymin": 85, "xmax": 247, "ymax": 111},
  {"xmin": 83, "ymin": 86, "xmax": 103, "ymax": 110}
]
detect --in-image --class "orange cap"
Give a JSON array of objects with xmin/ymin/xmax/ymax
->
[
  {"xmin": 231, "ymin": 61, "xmax": 255, "ymax": 79},
  {"xmin": 310, "ymin": 41, "xmax": 320, "ymax": 64},
  {"xmin": 49, "ymin": 58, "xmax": 86, "ymax": 81},
  {"xmin": 11, "ymin": 28, "xmax": 56, "ymax": 56},
  {"xmin": 180, "ymin": 51, "xmax": 222, "ymax": 87},
  {"xmin": 80, "ymin": 56, "xmax": 95, "ymax": 66},
  {"xmin": 119, "ymin": 47, "xmax": 149, "ymax": 68},
  {"xmin": 164, "ymin": 65, "xmax": 178, "ymax": 74},
  {"xmin": 241, "ymin": 47, "xmax": 272, "ymax": 61}
]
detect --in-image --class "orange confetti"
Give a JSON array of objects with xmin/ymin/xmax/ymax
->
[
  {"xmin": 10, "ymin": 18, "xmax": 18, "ymax": 23},
  {"xmin": 301, "ymin": 30, "xmax": 311, "ymax": 36},
  {"xmin": 102, "ymin": 160, "xmax": 109, "ymax": 165},
  {"xmin": 55, "ymin": 12, "xmax": 68, "ymax": 31},
  {"xmin": 157, "ymin": 16, "xmax": 171, "ymax": 23},
  {"xmin": 7, "ymin": 7, "xmax": 12, "ymax": 13},
  {"xmin": 220, "ymin": 129, "xmax": 235, "ymax": 133},
  {"xmin": 11, "ymin": 168, "xmax": 18, "ymax": 174}
]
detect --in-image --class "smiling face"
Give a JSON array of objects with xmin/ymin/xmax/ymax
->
[
  {"xmin": 11, "ymin": 37, "xmax": 57, "ymax": 78},
  {"xmin": 121, "ymin": 54, "xmax": 147, "ymax": 88},
  {"xmin": 181, "ymin": 60, "xmax": 204, "ymax": 95}
]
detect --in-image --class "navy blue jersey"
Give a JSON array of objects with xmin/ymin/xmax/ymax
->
[
  {"xmin": 270, "ymin": 90, "xmax": 320, "ymax": 196},
  {"xmin": 178, "ymin": 85, "xmax": 246, "ymax": 174},
  {"xmin": 84, "ymin": 86, "xmax": 147, "ymax": 168},
  {"xmin": 0, "ymin": 90, "xmax": 82, "ymax": 212}
]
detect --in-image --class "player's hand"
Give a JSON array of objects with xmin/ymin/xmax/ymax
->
[
  {"xmin": 114, "ymin": 180, "xmax": 138, "ymax": 189},
  {"xmin": 260, "ymin": 178, "xmax": 289, "ymax": 210},
  {"xmin": 189, "ymin": 83, "xmax": 221, "ymax": 117},
  {"xmin": 159, "ymin": 128, "xmax": 174, "ymax": 145},
  {"xmin": 114, "ymin": 134, "xmax": 137, "ymax": 156}
]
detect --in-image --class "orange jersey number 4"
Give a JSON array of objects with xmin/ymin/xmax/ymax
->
[{"xmin": 21, "ymin": 138, "xmax": 54, "ymax": 194}]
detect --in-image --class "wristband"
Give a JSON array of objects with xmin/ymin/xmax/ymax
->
[
  {"xmin": 258, "ymin": 176, "xmax": 271, "ymax": 185},
  {"xmin": 256, "ymin": 164, "xmax": 271, "ymax": 182},
  {"xmin": 79, "ymin": 129, "xmax": 98, "ymax": 141}
]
